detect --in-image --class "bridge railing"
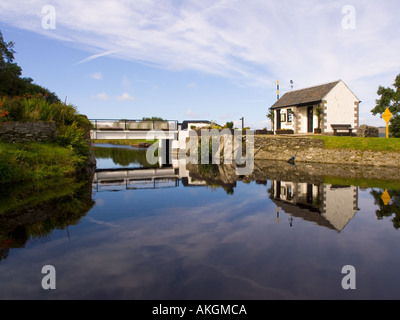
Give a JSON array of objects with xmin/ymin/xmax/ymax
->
[{"xmin": 90, "ymin": 119, "xmax": 178, "ymax": 131}]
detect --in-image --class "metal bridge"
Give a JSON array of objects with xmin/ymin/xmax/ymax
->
[{"xmin": 89, "ymin": 119, "xmax": 179, "ymax": 140}]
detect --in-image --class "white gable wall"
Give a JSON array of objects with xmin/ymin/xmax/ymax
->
[{"xmin": 323, "ymin": 81, "xmax": 359, "ymax": 134}]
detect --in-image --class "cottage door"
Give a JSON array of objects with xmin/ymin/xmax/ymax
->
[
  {"xmin": 276, "ymin": 110, "xmax": 281, "ymax": 131},
  {"xmin": 307, "ymin": 106, "xmax": 314, "ymax": 133}
]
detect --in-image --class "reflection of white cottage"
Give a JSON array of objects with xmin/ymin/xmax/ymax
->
[
  {"xmin": 270, "ymin": 80, "xmax": 360, "ymax": 134},
  {"xmin": 322, "ymin": 185, "xmax": 359, "ymax": 231},
  {"xmin": 271, "ymin": 180, "xmax": 358, "ymax": 232}
]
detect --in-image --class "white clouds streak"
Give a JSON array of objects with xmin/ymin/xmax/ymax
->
[
  {"xmin": 1, "ymin": 0, "xmax": 400, "ymax": 104},
  {"xmin": 75, "ymin": 50, "xmax": 120, "ymax": 65}
]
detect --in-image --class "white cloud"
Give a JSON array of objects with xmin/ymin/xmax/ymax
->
[
  {"xmin": 187, "ymin": 82, "xmax": 197, "ymax": 88},
  {"xmin": 90, "ymin": 72, "xmax": 103, "ymax": 80},
  {"xmin": 185, "ymin": 109, "xmax": 210, "ymax": 119},
  {"xmin": 1, "ymin": 0, "xmax": 400, "ymax": 114},
  {"xmin": 74, "ymin": 50, "xmax": 120, "ymax": 65},
  {"xmin": 93, "ymin": 92, "xmax": 110, "ymax": 100},
  {"xmin": 116, "ymin": 92, "xmax": 135, "ymax": 101}
]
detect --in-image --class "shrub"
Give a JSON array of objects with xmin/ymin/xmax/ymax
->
[
  {"xmin": 57, "ymin": 122, "xmax": 90, "ymax": 162},
  {"xmin": 224, "ymin": 121, "xmax": 234, "ymax": 129}
]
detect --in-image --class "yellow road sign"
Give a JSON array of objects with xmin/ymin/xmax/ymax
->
[
  {"xmin": 381, "ymin": 189, "xmax": 391, "ymax": 206},
  {"xmin": 383, "ymin": 108, "xmax": 393, "ymax": 138},
  {"xmin": 383, "ymin": 108, "xmax": 393, "ymax": 124}
]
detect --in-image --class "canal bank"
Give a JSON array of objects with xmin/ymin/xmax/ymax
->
[
  {"xmin": 0, "ymin": 120, "xmax": 96, "ymax": 184},
  {"xmin": 254, "ymin": 135, "xmax": 400, "ymax": 168}
]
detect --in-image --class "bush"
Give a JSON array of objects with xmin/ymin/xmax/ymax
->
[
  {"xmin": 0, "ymin": 96, "xmax": 25, "ymax": 121},
  {"xmin": 57, "ymin": 122, "xmax": 90, "ymax": 162},
  {"xmin": 225, "ymin": 121, "xmax": 234, "ymax": 129},
  {"xmin": 0, "ymin": 95, "xmax": 86, "ymax": 127}
]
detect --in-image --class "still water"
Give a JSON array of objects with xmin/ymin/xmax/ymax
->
[{"xmin": 0, "ymin": 144, "xmax": 400, "ymax": 300}]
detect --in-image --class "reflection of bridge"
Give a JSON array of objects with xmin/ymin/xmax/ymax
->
[{"xmin": 93, "ymin": 167, "xmax": 180, "ymax": 191}]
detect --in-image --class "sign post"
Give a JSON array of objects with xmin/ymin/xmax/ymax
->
[
  {"xmin": 382, "ymin": 108, "xmax": 393, "ymax": 138},
  {"xmin": 381, "ymin": 190, "xmax": 391, "ymax": 206}
]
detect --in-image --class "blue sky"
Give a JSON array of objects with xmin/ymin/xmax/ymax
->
[{"xmin": 1, "ymin": 0, "xmax": 399, "ymax": 129}]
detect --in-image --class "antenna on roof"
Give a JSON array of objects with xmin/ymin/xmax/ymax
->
[{"xmin": 290, "ymin": 80, "xmax": 294, "ymax": 91}]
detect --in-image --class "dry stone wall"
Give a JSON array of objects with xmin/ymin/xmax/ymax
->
[
  {"xmin": 0, "ymin": 122, "xmax": 58, "ymax": 143},
  {"xmin": 254, "ymin": 136, "xmax": 400, "ymax": 168}
]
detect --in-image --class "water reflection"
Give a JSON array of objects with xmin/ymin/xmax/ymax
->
[
  {"xmin": 270, "ymin": 181, "xmax": 358, "ymax": 232},
  {"xmin": 1, "ymin": 150, "xmax": 400, "ymax": 299},
  {"xmin": 94, "ymin": 143, "xmax": 158, "ymax": 169},
  {"xmin": 371, "ymin": 189, "xmax": 400, "ymax": 229},
  {"xmin": 0, "ymin": 176, "xmax": 94, "ymax": 261},
  {"xmin": 92, "ymin": 157, "xmax": 400, "ymax": 232}
]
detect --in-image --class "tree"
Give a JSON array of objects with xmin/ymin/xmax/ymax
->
[
  {"xmin": 267, "ymin": 109, "xmax": 275, "ymax": 131},
  {"xmin": 0, "ymin": 30, "xmax": 15, "ymax": 68},
  {"xmin": 371, "ymin": 74, "xmax": 400, "ymax": 138},
  {"xmin": 225, "ymin": 121, "xmax": 234, "ymax": 129},
  {"xmin": 315, "ymin": 106, "xmax": 323, "ymax": 129},
  {"xmin": 142, "ymin": 117, "xmax": 164, "ymax": 121},
  {"xmin": 0, "ymin": 30, "xmax": 60, "ymax": 102}
]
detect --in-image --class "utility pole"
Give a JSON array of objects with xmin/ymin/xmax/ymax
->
[{"xmin": 240, "ymin": 117, "xmax": 244, "ymax": 130}]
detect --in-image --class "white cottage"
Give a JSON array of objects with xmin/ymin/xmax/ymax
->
[{"xmin": 270, "ymin": 80, "xmax": 360, "ymax": 135}]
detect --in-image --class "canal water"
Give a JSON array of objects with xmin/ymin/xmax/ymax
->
[{"xmin": 0, "ymin": 143, "xmax": 400, "ymax": 300}]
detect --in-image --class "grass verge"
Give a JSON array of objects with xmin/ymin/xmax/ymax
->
[
  {"xmin": 311, "ymin": 136, "xmax": 400, "ymax": 152},
  {"xmin": 0, "ymin": 141, "xmax": 82, "ymax": 184},
  {"xmin": 92, "ymin": 139, "xmax": 157, "ymax": 146}
]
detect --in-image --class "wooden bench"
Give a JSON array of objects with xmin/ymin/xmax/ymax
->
[{"xmin": 331, "ymin": 124, "xmax": 353, "ymax": 136}]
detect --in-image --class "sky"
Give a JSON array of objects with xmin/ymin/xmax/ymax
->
[{"xmin": 0, "ymin": 0, "xmax": 399, "ymax": 129}]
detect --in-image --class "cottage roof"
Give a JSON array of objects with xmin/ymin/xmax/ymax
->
[
  {"xmin": 271, "ymin": 80, "xmax": 341, "ymax": 109},
  {"xmin": 272, "ymin": 199, "xmax": 338, "ymax": 231}
]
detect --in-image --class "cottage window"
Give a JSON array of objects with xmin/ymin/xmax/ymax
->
[
  {"xmin": 287, "ymin": 109, "xmax": 293, "ymax": 122},
  {"xmin": 280, "ymin": 113, "xmax": 286, "ymax": 122}
]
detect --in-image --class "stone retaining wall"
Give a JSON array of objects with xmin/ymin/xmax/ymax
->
[
  {"xmin": 0, "ymin": 122, "xmax": 58, "ymax": 143},
  {"xmin": 254, "ymin": 136, "xmax": 400, "ymax": 168}
]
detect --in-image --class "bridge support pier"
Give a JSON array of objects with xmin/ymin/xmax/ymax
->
[{"xmin": 159, "ymin": 139, "xmax": 172, "ymax": 167}]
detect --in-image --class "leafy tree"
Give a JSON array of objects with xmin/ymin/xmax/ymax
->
[
  {"xmin": 0, "ymin": 30, "xmax": 15, "ymax": 67},
  {"xmin": 142, "ymin": 117, "xmax": 164, "ymax": 121},
  {"xmin": 267, "ymin": 109, "xmax": 275, "ymax": 131},
  {"xmin": 371, "ymin": 74, "xmax": 400, "ymax": 138},
  {"xmin": 224, "ymin": 121, "xmax": 234, "ymax": 129},
  {"xmin": 0, "ymin": 30, "xmax": 60, "ymax": 102},
  {"xmin": 315, "ymin": 106, "xmax": 323, "ymax": 129}
]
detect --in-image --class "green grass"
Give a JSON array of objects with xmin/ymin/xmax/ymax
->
[
  {"xmin": 324, "ymin": 176, "xmax": 400, "ymax": 191},
  {"xmin": 92, "ymin": 139, "xmax": 158, "ymax": 145},
  {"xmin": 311, "ymin": 136, "xmax": 400, "ymax": 152},
  {"xmin": 0, "ymin": 141, "xmax": 82, "ymax": 184}
]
